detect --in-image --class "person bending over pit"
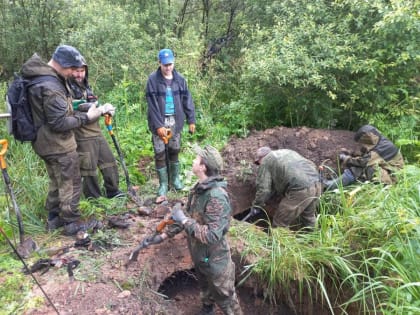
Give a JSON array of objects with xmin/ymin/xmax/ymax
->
[
  {"xmin": 324, "ymin": 125, "xmax": 404, "ymax": 191},
  {"xmin": 250, "ymin": 147, "xmax": 322, "ymax": 230}
]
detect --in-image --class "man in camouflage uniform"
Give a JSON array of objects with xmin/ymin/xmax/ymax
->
[
  {"xmin": 148, "ymin": 145, "xmax": 242, "ymax": 315},
  {"xmin": 68, "ymin": 59, "xmax": 122, "ymax": 199},
  {"xmin": 252, "ymin": 147, "xmax": 322, "ymax": 229},
  {"xmin": 325, "ymin": 125, "xmax": 404, "ymax": 190}
]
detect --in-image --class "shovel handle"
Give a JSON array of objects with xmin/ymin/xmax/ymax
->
[
  {"xmin": 0, "ymin": 139, "xmax": 8, "ymax": 169},
  {"xmin": 104, "ymin": 114, "xmax": 114, "ymax": 135},
  {"xmin": 162, "ymin": 128, "xmax": 172, "ymax": 145},
  {"xmin": 156, "ymin": 219, "xmax": 175, "ymax": 232}
]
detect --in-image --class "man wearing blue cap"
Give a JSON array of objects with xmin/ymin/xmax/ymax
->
[
  {"xmin": 146, "ymin": 48, "xmax": 196, "ymax": 203},
  {"xmin": 20, "ymin": 45, "xmax": 108, "ymax": 234}
]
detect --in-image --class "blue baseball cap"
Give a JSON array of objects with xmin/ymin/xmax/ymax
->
[
  {"xmin": 158, "ymin": 49, "xmax": 175, "ymax": 64},
  {"xmin": 52, "ymin": 45, "xmax": 85, "ymax": 68}
]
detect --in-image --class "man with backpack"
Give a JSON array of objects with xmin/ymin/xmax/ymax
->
[
  {"xmin": 68, "ymin": 59, "xmax": 123, "ymax": 199},
  {"xmin": 20, "ymin": 45, "xmax": 110, "ymax": 235}
]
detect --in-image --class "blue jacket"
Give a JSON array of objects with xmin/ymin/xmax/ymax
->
[{"xmin": 146, "ymin": 67, "xmax": 195, "ymax": 135}]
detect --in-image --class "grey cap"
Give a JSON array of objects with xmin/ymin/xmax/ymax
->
[
  {"xmin": 254, "ymin": 146, "xmax": 272, "ymax": 164},
  {"xmin": 194, "ymin": 145, "xmax": 224, "ymax": 171},
  {"xmin": 52, "ymin": 45, "xmax": 85, "ymax": 68}
]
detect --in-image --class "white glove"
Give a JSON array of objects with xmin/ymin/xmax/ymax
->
[
  {"xmin": 339, "ymin": 153, "xmax": 348, "ymax": 162},
  {"xmin": 102, "ymin": 103, "xmax": 116, "ymax": 116},
  {"xmin": 86, "ymin": 105, "xmax": 103, "ymax": 122}
]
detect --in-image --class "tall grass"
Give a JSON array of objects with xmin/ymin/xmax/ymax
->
[{"xmin": 232, "ymin": 165, "xmax": 420, "ymax": 314}]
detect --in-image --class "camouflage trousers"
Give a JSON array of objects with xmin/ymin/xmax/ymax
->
[
  {"xmin": 42, "ymin": 150, "xmax": 81, "ymax": 223},
  {"xmin": 273, "ymin": 182, "xmax": 322, "ymax": 228},
  {"xmin": 196, "ymin": 259, "xmax": 243, "ymax": 315},
  {"xmin": 77, "ymin": 136, "xmax": 119, "ymax": 198}
]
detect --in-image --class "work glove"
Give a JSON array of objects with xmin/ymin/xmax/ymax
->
[
  {"xmin": 171, "ymin": 203, "xmax": 188, "ymax": 224},
  {"xmin": 157, "ymin": 127, "xmax": 168, "ymax": 140},
  {"xmin": 86, "ymin": 105, "xmax": 103, "ymax": 122},
  {"xmin": 339, "ymin": 153, "xmax": 349, "ymax": 162},
  {"xmin": 102, "ymin": 103, "xmax": 115, "ymax": 116},
  {"xmin": 189, "ymin": 123, "xmax": 196, "ymax": 134}
]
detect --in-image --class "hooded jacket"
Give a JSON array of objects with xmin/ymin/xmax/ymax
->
[
  {"xmin": 167, "ymin": 176, "xmax": 233, "ymax": 277},
  {"xmin": 21, "ymin": 54, "xmax": 87, "ymax": 156},
  {"xmin": 343, "ymin": 125, "xmax": 404, "ymax": 183},
  {"xmin": 68, "ymin": 65, "xmax": 102, "ymax": 139},
  {"xmin": 146, "ymin": 67, "xmax": 195, "ymax": 135}
]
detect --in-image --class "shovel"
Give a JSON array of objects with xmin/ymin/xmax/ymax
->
[
  {"xmin": 156, "ymin": 128, "xmax": 172, "ymax": 204},
  {"xmin": 125, "ymin": 217, "xmax": 174, "ymax": 268},
  {"xmin": 0, "ymin": 139, "xmax": 37, "ymax": 258},
  {"xmin": 104, "ymin": 115, "xmax": 149, "ymax": 214}
]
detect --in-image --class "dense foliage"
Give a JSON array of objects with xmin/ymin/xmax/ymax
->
[{"xmin": 1, "ymin": 0, "xmax": 418, "ymax": 136}]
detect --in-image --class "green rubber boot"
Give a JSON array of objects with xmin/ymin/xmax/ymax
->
[
  {"xmin": 156, "ymin": 167, "xmax": 169, "ymax": 197},
  {"xmin": 170, "ymin": 162, "xmax": 184, "ymax": 190}
]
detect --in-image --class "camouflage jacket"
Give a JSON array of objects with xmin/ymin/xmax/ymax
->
[
  {"xmin": 68, "ymin": 77, "xmax": 102, "ymax": 139},
  {"xmin": 343, "ymin": 125, "xmax": 404, "ymax": 184},
  {"xmin": 253, "ymin": 149, "xmax": 319, "ymax": 207},
  {"xmin": 167, "ymin": 176, "xmax": 233, "ymax": 276}
]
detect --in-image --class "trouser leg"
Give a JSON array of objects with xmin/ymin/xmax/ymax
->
[
  {"xmin": 196, "ymin": 261, "xmax": 243, "ymax": 315},
  {"xmin": 97, "ymin": 136, "xmax": 120, "ymax": 197},
  {"xmin": 273, "ymin": 184, "xmax": 320, "ymax": 229},
  {"xmin": 325, "ymin": 168, "xmax": 356, "ymax": 191},
  {"xmin": 43, "ymin": 151, "xmax": 81, "ymax": 224}
]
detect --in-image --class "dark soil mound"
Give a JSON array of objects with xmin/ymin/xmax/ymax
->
[{"xmin": 221, "ymin": 126, "xmax": 359, "ymax": 215}]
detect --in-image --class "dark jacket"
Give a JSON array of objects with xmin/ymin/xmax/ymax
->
[
  {"xmin": 167, "ymin": 176, "xmax": 233, "ymax": 277},
  {"xmin": 146, "ymin": 67, "xmax": 195, "ymax": 135},
  {"xmin": 343, "ymin": 125, "xmax": 404, "ymax": 184},
  {"xmin": 21, "ymin": 54, "xmax": 88, "ymax": 156},
  {"xmin": 253, "ymin": 149, "xmax": 319, "ymax": 207}
]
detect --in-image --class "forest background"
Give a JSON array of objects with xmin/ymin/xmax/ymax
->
[{"xmin": 0, "ymin": 0, "xmax": 419, "ymax": 314}]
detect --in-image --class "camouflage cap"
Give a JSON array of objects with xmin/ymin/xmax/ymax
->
[
  {"xmin": 194, "ymin": 145, "xmax": 224, "ymax": 171},
  {"xmin": 254, "ymin": 146, "xmax": 272, "ymax": 164}
]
